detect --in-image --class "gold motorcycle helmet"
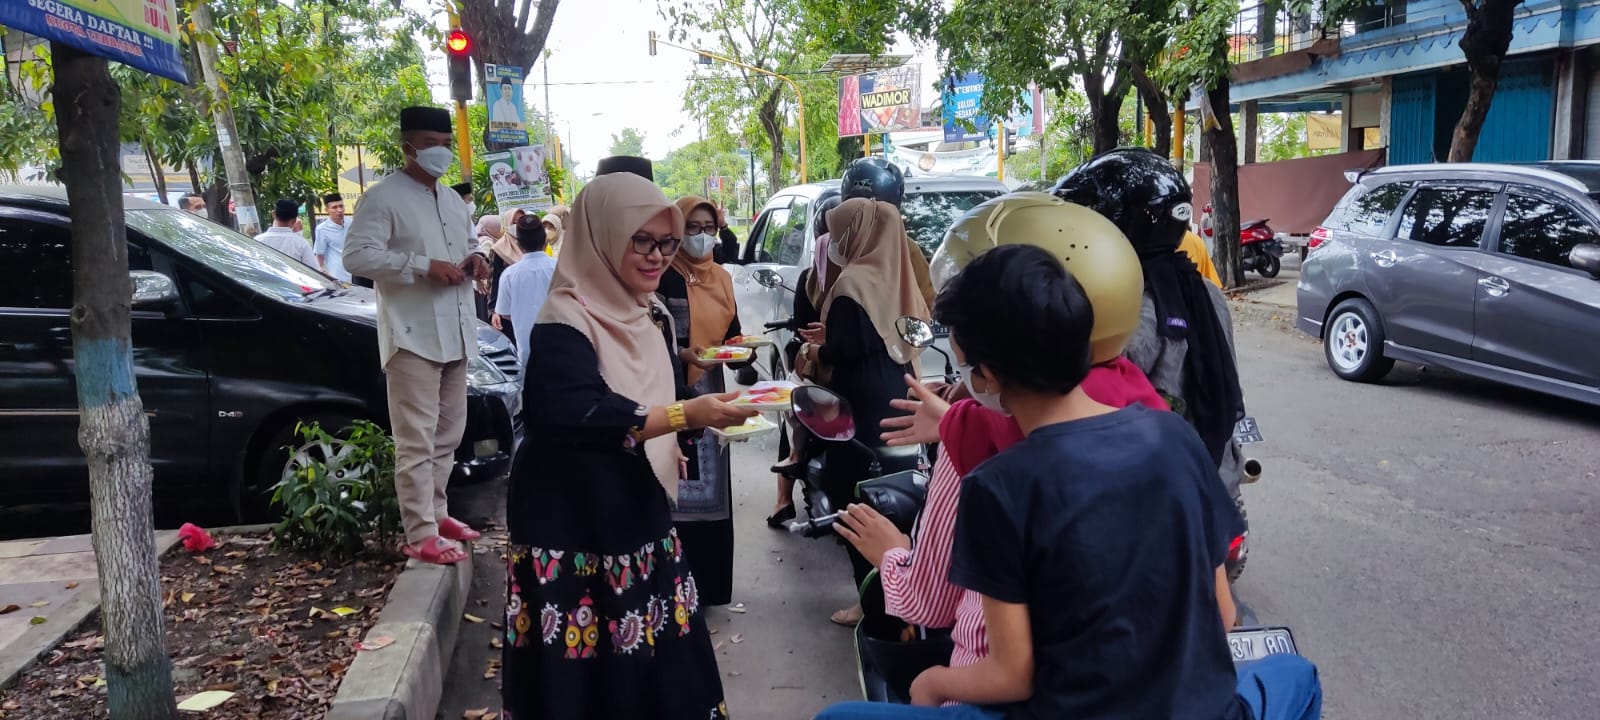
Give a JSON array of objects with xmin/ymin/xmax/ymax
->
[{"xmin": 931, "ymin": 191, "xmax": 1143, "ymax": 363}]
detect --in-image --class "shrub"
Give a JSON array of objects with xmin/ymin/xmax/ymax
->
[{"xmin": 270, "ymin": 420, "xmax": 400, "ymax": 554}]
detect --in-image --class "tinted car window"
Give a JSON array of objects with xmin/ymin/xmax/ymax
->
[
  {"xmin": 1497, "ymin": 192, "xmax": 1600, "ymax": 269},
  {"xmin": 753, "ymin": 206, "xmax": 792, "ymax": 263},
  {"xmin": 1396, "ymin": 187, "xmax": 1495, "ymax": 248},
  {"xmin": 0, "ymin": 217, "xmax": 154, "ymax": 309},
  {"xmin": 776, "ymin": 198, "xmax": 810, "ymax": 266},
  {"xmin": 902, "ymin": 191, "xmax": 1002, "ymax": 258},
  {"xmin": 1333, "ymin": 182, "xmax": 1411, "ymax": 236},
  {"xmin": 126, "ymin": 208, "xmax": 335, "ymax": 300}
]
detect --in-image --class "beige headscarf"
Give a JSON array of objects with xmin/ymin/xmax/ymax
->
[
  {"xmin": 820, "ymin": 198, "xmax": 931, "ymax": 371},
  {"xmin": 537, "ymin": 173, "xmax": 686, "ymax": 500},
  {"xmin": 541, "ymin": 214, "xmax": 564, "ymax": 257},
  {"xmin": 671, "ymin": 196, "xmax": 738, "ymax": 386},
  {"xmin": 492, "ymin": 209, "xmax": 526, "ymax": 265}
]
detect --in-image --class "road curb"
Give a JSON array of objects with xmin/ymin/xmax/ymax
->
[
  {"xmin": 325, "ymin": 547, "xmax": 475, "ymax": 720},
  {"xmin": 0, "ymin": 530, "xmax": 182, "ymax": 691}
]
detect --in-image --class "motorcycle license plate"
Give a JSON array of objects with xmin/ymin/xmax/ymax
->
[
  {"xmin": 1227, "ymin": 626, "xmax": 1297, "ymax": 664},
  {"xmin": 1233, "ymin": 416, "xmax": 1264, "ymax": 445}
]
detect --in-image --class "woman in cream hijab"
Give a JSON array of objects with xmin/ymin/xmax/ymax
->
[
  {"xmin": 502, "ymin": 173, "xmax": 752, "ymax": 720},
  {"xmin": 797, "ymin": 197, "xmax": 931, "ymax": 625}
]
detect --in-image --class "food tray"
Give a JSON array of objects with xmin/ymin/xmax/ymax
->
[
  {"xmin": 708, "ymin": 414, "xmax": 780, "ymax": 442},
  {"xmin": 698, "ymin": 346, "xmax": 754, "ymax": 364},
  {"xmin": 729, "ymin": 381, "xmax": 795, "ymax": 411},
  {"xmin": 726, "ymin": 334, "xmax": 775, "ymax": 348}
]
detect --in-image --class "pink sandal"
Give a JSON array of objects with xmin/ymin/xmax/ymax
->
[
  {"xmin": 439, "ymin": 517, "xmax": 482, "ymax": 542},
  {"xmin": 401, "ymin": 536, "xmax": 467, "ymax": 565}
]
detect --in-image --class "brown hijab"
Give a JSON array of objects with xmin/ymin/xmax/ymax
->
[
  {"xmin": 537, "ymin": 174, "xmax": 686, "ymax": 500},
  {"xmin": 671, "ymin": 196, "xmax": 738, "ymax": 386},
  {"xmin": 492, "ymin": 208, "xmax": 526, "ymax": 265},
  {"xmin": 820, "ymin": 198, "xmax": 931, "ymax": 369}
]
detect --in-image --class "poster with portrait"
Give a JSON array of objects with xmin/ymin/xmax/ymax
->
[
  {"xmin": 484, "ymin": 64, "xmax": 530, "ymax": 148},
  {"xmin": 485, "ymin": 145, "xmax": 553, "ymax": 215}
]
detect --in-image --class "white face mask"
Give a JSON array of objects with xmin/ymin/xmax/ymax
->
[
  {"xmin": 409, "ymin": 145, "xmax": 455, "ymax": 178},
  {"xmin": 684, "ymin": 232, "xmax": 717, "ymax": 259},
  {"xmin": 959, "ymin": 362, "xmax": 1008, "ymax": 416}
]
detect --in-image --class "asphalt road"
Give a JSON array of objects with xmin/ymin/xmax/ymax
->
[{"xmin": 431, "ymin": 299, "xmax": 1599, "ymax": 718}]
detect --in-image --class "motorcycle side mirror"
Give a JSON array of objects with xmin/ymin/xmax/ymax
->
[
  {"xmin": 894, "ymin": 316, "xmax": 935, "ymax": 349},
  {"xmin": 1572, "ymin": 243, "xmax": 1600, "ymax": 279},
  {"xmin": 790, "ymin": 385, "xmax": 856, "ymax": 442},
  {"xmin": 753, "ymin": 268, "xmax": 785, "ymax": 290}
]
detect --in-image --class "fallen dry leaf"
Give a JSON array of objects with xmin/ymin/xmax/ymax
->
[
  {"xmin": 176, "ymin": 689, "xmax": 235, "ymax": 712},
  {"xmin": 463, "ymin": 613, "xmax": 485, "ymax": 623},
  {"xmin": 729, "ymin": 634, "xmax": 744, "ymax": 644},
  {"xmin": 180, "ymin": 592, "xmax": 196, "ymax": 603},
  {"xmin": 63, "ymin": 582, "xmax": 79, "ymax": 590},
  {"xmin": 30, "ymin": 601, "xmax": 50, "ymax": 608},
  {"xmin": 331, "ymin": 606, "xmax": 359, "ymax": 617},
  {"xmin": 28, "ymin": 616, "xmax": 45, "ymax": 625},
  {"xmin": 357, "ymin": 636, "xmax": 396, "ymax": 651},
  {"xmin": 0, "ymin": 605, "xmax": 18, "ymax": 615}
]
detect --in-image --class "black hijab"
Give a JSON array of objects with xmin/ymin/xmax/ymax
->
[{"xmin": 1054, "ymin": 148, "xmax": 1244, "ymax": 466}]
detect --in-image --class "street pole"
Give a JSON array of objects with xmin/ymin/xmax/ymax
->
[
  {"xmin": 192, "ymin": 0, "xmax": 259, "ymax": 235},
  {"xmin": 543, "ymin": 51, "xmax": 554, "ymax": 149},
  {"xmin": 748, "ymin": 149, "xmax": 757, "ymax": 220},
  {"xmin": 997, "ymin": 124, "xmax": 1007, "ymax": 182}
]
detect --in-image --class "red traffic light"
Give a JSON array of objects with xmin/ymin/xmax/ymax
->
[{"xmin": 446, "ymin": 30, "xmax": 471, "ymax": 55}]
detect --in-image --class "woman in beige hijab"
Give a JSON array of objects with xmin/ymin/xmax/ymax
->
[
  {"xmin": 797, "ymin": 197, "xmax": 931, "ymax": 625},
  {"xmin": 541, "ymin": 212, "xmax": 564, "ymax": 257},
  {"xmin": 502, "ymin": 173, "xmax": 750, "ymax": 720}
]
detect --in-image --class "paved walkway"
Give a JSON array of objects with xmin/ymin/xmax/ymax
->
[{"xmin": 0, "ymin": 531, "xmax": 179, "ymax": 686}]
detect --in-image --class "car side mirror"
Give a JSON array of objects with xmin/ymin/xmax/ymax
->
[
  {"xmin": 130, "ymin": 270, "xmax": 179, "ymax": 311},
  {"xmin": 789, "ymin": 384, "xmax": 855, "ymax": 442},
  {"xmin": 1571, "ymin": 243, "xmax": 1600, "ymax": 278},
  {"xmin": 895, "ymin": 316, "xmax": 935, "ymax": 349},
  {"xmin": 753, "ymin": 268, "xmax": 785, "ymax": 290}
]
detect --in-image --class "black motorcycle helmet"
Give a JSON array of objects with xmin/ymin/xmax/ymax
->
[
  {"xmin": 812, "ymin": 187, "xmax": 844, "ymax": 235},
  {"xmin": 1051, "ymin": 147, "xmax": 1193, "ymax": 259},
  {"xmin": 840, "ymin": 157, "xmax": 905, "ymax": 207}
]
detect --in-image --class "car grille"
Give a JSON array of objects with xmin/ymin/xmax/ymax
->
[{"xmin": 484, "ymin": 345, "xmax": 521, "ymax": 382}]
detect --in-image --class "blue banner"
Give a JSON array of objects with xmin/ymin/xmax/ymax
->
[
  {"xmin": 485, "ymin": 64, "xmax": 529, "ymax": 148},
  {"xmin": 0, "ymin": 0, "xmax": 188, "ymax": 83},
  {"xmin": 942, "ymin": 73, "xmax": 989, "ymax": 143}
]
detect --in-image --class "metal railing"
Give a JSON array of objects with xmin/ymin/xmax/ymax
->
[{"xmin": 1228, "ymin": 0, "xmax": 1477, "ymax": 64}]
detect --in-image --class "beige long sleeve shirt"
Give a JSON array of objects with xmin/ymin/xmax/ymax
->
[{"xmin": 343, "ymin": 171, "xmax": 476, "ymax": 368}]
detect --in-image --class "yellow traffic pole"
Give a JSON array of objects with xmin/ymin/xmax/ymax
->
[
  {"xmin": 997, "ymin": 124, "xmax": 1007, "ymax": 182},
  {"xmin": 447, "ymin": 6, "xmax": 472, "ymax": 173},
  {"xmin": 1173, "ymin": 104, "xmax": 1186, "ymax": 169}
]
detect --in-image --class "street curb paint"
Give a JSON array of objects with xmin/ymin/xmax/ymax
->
[{"xmin": 325, "ymin": 545, "xmax": 474, "ymax": 720}]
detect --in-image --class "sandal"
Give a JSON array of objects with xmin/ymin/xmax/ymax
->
[
  {"xmin": 830, "ymin": 604, "xmax": 863, "ymax": 627},
  {"xmin": 401, "ymin": 536, "xmax": 467, "ymax": 565},
  {"xmin": 770, "ymin": 458, "xmax": 805, "ymax": 480},
  {"xmin": 765, "ymin": 504, "xmax": 797, "ymax": 530},
  {"xmin": 439, "ymin": 517, "xmax": 482, "ymax": 542}
]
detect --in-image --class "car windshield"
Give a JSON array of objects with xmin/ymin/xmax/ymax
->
[
  {"xmin": 902, "ymin": 190, "xmax": 1004, "ymax": 258},
  {"xmin": 126, "ymin": 209, "xmax": 337, "ymax": 299}
]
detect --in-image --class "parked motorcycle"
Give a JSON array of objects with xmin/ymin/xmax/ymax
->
[
  {"xmin": 784, "ymin": 384, "xmax": 922, "ymax": 539},
  {"xmin": 1200, "ymin": 204, "xmax": 1285, "ymax": 278}
]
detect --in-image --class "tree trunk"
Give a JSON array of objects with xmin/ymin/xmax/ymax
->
[
  {"xmin": 142, "ymin": 143, "xmax": 168, "ymax": 206},
  {"xmin": 459, "ymin": 0, "xmax": 560, "ymax": 95},
  {"xmin": 1448, "ymin": 0, "xmax": 1520, "ymax": 162},
  {"xmin": 50, "ymin": 42, "xmax": 177, "ymax": 720},
  {"xmin": 193, "ymin": 0, "xmax": 260, "ymax": 235},
  {"xmin": 1132, "ymin": 65, "xmax": 1173, "ymax": 158},
  {"xmin": 186, "ymin": 159, "xmax": 202, "ymax": 195},
  {"xmin": 1204, "ymin": 78, "xmax": 1244, "ymax": 289},
  {"xmin": 758, "ymin": 86, "xmax": 785, "ymax": 192}
]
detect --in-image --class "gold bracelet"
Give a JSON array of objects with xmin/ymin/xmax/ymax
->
[{"xmin": 666, "ymin": 403, "xmax": 688, "ymax": 431}]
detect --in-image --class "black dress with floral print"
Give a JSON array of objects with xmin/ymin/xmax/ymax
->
[{"xmin": 503, "ymin": 323, "xmax": 728, "ymax": 720}]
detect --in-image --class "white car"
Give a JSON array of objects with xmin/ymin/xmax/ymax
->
[{"xmin": 728, "ymin": 175, "xmax": 1006, "ymax": 382}]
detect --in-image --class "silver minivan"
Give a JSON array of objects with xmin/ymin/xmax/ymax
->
[
  {"xmin": 727, "ymin": 175, "xmax": 1006, "ymax": 381},
  {"xmin": 1296, "ymin": 162, "xmax": 1600, "ymax": 406}
]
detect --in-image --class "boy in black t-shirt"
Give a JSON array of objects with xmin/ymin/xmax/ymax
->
[{"xmin": 815, "ymin": 245, "xmax": 1320, "ymax": 720}]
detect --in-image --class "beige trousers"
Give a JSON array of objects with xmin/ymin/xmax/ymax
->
[{"xmin": 386, "ymin": 350, "xmax": 468, "ymax": 545}]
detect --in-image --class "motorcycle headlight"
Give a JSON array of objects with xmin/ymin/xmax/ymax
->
[{"xmin": 467, "ymin": 352, "xmax": 510, "ymax": 387}]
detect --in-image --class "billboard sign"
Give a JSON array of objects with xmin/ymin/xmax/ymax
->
[
  {"xmin": 485, "ymin": 64, "xmax": 529, "ymax": 148},
  {"xmin": 837, "ymin": 65, "xmax": 922, "ymax": 137},
  {"xmin": 0, "ymin": 0, "xmax": 187, "ymax": 82}
]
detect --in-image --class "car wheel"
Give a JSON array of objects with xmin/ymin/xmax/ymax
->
[
  {"xmin": 1259, "ymin": 254, "xmax": 1281, "ymax": 278},
  {"xmin": 1323, "ymin": 298, "xmax": 1394, "ymax": 383},
  {"xmin": 245, "ymin": 412, "xmax": 358, "ymax": 522}
]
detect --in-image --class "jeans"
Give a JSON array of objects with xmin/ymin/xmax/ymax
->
[
  {"xmin": 814, "ymin": 703, "xmax": 1005, "ymax": 720},
  {"xmin": 813, "ymin": 654, "xmax": 1323, "ymax": 720}
]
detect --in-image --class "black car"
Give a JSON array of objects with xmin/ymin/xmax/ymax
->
[{"xmin": 0, "ymin": 186, "xmax": 520, "ymax": 518}]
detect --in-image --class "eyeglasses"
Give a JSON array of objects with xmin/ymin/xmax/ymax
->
[
  {"xmin": 630, "ymin": 234, "xmax": 681, "ymax": 257},
  {"xmin": 685, "ymin": 222, "xmax": 718, "ymax": 235}
]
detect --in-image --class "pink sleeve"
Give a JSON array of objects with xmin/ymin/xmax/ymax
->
[{"xmin": 878, "ymin": 453, "xmax": 964, "ymax": 629}]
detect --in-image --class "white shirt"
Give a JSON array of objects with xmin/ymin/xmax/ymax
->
[
  {"xmin": 314, "ymin": 218, "xmax": 351, "ymax": 282},
  {"xmin": 495, "ymin": 252, "xmax": 558, "ymax": 368},
  {"xmin": 255, "ymin": 226, "xmax": 320, "ymax": 269},
  {"xmin": 343, "ymin": 171, "xmax": 476, "ymax": 367},
  {"xmin": 491, "ymin": 97, "xmax": 520, "ymax": 125}
]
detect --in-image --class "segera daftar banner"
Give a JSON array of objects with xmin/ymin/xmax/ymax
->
[{"xmin": 1, "ymin": 0, "xmax": 187, "ymax": 82}]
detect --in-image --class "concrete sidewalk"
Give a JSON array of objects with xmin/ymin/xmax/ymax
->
[
  {"xmin": 1229, "ymin": 254, "xmax": 1301, "ymax": 310},
  {"xmin": 0, "ymin": 531, "xmax": 180, "ymax": 687}
]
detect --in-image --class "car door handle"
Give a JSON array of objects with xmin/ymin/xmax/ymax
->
[
  {"xmin": 1370, "ymin": 250, "xmax": 1400, "ymax": 268},
  {"xmin": 1478, "ymin": 275, "xmax": 1511, "ymax": 297}
]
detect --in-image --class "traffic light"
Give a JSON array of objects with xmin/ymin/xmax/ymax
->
[{"xmin": 447, "ymin": 29, "xmax": 472, "ymax": 102}]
